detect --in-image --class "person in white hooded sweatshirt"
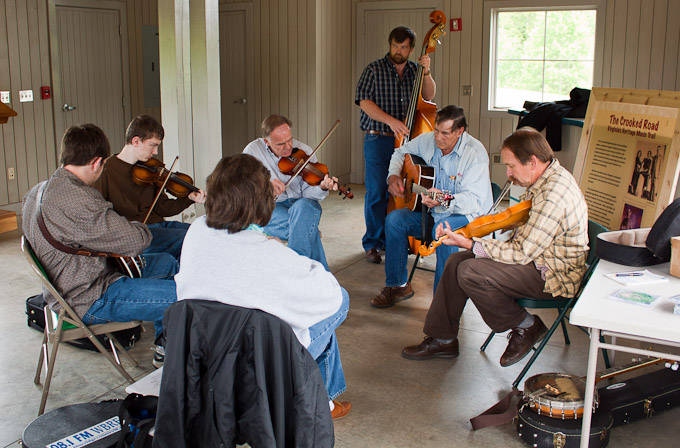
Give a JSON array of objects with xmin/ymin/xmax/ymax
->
[{"xmin": 175, "ymin": 153, "xmax": 352, "ymax": 419}]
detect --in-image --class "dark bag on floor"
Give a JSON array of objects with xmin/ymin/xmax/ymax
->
[
  {"xmin": 516, "ymin": 405, "xmax": 612, "ymax": 448},
  {"xmin": 25, "ymin": 294, "xmax": 141, "ymax": 351},
  {"xmin": 598, "ymin": 367, "xmax": 680, "ymax": 426},
  {"xmin": 117, "ymin": 393, "xmax": 157, "ymax": 448}
]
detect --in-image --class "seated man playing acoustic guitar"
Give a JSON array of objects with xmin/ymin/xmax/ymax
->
[
  {"xmin": 371, "ymin": 105, "xmax": 492, "ymax": 308},
  {"xmin": 401, "ymin": 128, "xmax": 588, "ymax": 367},
  {"xmin": 22, "ymin": 124, "xmax": 178, "ymax": 368}
]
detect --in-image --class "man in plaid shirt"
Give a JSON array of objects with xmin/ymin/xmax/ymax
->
[
  {"xmin": 355, "ymin": 26, "xmax": 436, "ymax": 264},
  {"xmin": 402, "ymin": 129, "xmax": 589, "ymax": 368}
]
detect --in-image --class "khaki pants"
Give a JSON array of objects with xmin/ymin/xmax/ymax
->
[{"xmin": 423, "ymin": 251, "xmax": 555, "ymax": 340}]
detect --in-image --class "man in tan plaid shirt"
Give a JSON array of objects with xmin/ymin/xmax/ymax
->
[{"xmin": 402, "ymin": 128, "xmax": 588, "ymax": 367}]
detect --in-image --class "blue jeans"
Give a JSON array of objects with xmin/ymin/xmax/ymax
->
[
  {"xmin": 264, "ymin": 198, "xmax": 329, "ymax": 270},
  {"xmin": 362, "ymin": 134, "xmax": 395, "ymax": 251},
  {"xmin": 307, "ymin": 288, "xmax": 349, "ymax": 400},
  {"xmin": 385, "ymin": 209, "xmax": 469, "ymax": 293},
  {"xmin": 83, "ymin": 253, "xmax": 179, "ymax": 339},
  {"xmin": 146, "ymin": 221, "xmax": 190, "ymax": 260}
]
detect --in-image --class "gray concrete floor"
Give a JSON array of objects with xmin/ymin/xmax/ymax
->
[{"xmin": 1, "ymin": 185, "xmax": 677, "ymax": 447}]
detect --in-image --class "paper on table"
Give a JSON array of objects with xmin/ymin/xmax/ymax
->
[
  {"xmin": 605, "ymin": 269, "xmax": 669, "ymax": 286},
  {"xmin": 125, "ymin": 367, "xmax": 162, "ymax": 396},
  {"xmin": 608, "ymin": 289, "xmax": 660, "ymax": 307}
]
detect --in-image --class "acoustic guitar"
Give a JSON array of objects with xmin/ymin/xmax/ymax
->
[
  {"xmin": 389, "ymin": 153, "xmax": 442, "ymax": 212},
  {"xmin": 114, "ymin": 255, "xmax": 146, "ymax": 278}
]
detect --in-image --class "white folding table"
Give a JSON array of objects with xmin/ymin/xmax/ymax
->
[{"xmin": 570, "ymin": 259, "xmax": 680, "ymax": 447}]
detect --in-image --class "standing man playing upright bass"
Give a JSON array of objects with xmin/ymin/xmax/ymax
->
[{"xmin": 356, "ymin": 26, "xmax": 436, "ymax": 264}]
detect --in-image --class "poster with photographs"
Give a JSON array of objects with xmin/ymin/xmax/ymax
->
[{"xmin": 578, "ymin": 101, "xmax": 678, "ymax": 231}]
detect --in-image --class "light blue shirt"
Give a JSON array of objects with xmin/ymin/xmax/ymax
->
[
  {"xmin": 387, "ymin": 131, "xmax": 493, "ymax": 223},
  {"xmin": 243, "ymin": 138, "xmax": 329, "ymax": 203}
]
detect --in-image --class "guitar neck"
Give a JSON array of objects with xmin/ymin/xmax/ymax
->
[{"xmin": 412, "ymin": 184, "xmax": 447, "ymax": 202}]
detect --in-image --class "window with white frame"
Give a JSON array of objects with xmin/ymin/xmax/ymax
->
[{"xmin": 488, "ymin": 6, "xmax": 598, "ymax": 111}]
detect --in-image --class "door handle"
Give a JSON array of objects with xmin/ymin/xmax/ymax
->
[
  {"xmin": 233, "ymin": 98, "xmax": 247, "ymax": 104},
  {"xmin": 62, "ymin": 104, "xmax": 77, "ymax": 112}
]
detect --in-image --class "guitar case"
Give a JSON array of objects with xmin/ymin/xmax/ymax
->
[
  {"xmin": 25, "ymin": 294, "xmax": 142, "ymax": 351},
  {"xmin": 517, "ymin": 405, "xmax": 612, "ymax": 448},
  {"xmin": 598, "ymin": 367, "xmax": 680, "ymax": 427},
  {"xmin": 595, "ymin": 196, "xmax": 680, "ymax": 266}
]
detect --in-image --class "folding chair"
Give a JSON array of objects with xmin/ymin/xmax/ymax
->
[
  {"xmin": 407, "ymin": 203, "xmax": 436, "ymax": 282},
  {"xmin": 21, "ymin": 236, "xmax": 142, "ymax": 415},
  {"xmin": 479, "ymin": 220, "xmax": 611, "ymax": 388}
]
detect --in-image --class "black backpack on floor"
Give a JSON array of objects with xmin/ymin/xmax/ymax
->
[{"xmin": 25, "ymin": 293, "xmax": 142, "ymax": 351}]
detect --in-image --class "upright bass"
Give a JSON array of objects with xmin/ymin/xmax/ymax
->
[
  {"xmin": 395, "ymin": 10, "xmax": 447, "ymax": 148},
  {"xmin": 389, "ymin": 10, "xmax": 447, "ymax": 213}
]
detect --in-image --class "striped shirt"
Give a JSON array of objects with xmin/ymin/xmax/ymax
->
[
  {"xmin": 475, "ymin": 160, "xmax": 589, "ymax": 298},
  {"xmin": 355, "ymin": 54, "xmax": 418, "ymax": 132}
]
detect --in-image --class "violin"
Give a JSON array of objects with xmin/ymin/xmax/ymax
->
[
  {"xmin": 131, "ymin": 157, "xmax": 200, "ymax": 199},
  {"xmin": 418, "ymin": 200, "xmax": 532, "ymax": 256},
  {"xmin": 277, "ymin": 120, "xmax": 353, "ymax": 199},
  {"xmin": 278, "ymin": 149, "xmax": 354, "ymax": 199}
]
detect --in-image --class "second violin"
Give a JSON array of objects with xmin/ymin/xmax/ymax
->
[
  {"xmin": 278, "ymin": 149, "xmax": 354, "ymax": 199},
  {"xmin": 132, "ymin": 157, "xmax": 200, "ymax": 199}
]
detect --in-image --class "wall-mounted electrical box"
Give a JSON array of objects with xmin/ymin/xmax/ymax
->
[{"xmin": 19, "ymin": 90, "xmax": 33, "ymax": 102}]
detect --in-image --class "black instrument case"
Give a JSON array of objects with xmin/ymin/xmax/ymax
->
[{"xmin": 598, "ymin": 367, "xmax": 680, "ymax": 426}]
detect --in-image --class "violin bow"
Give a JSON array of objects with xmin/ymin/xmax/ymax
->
[
  {"xmin": 282, "ymin": 119, "xmax": 341, "ymax": 190},
  {"xmin": 142, "ymin": 156, "xmax": 179, "ymax": 224},
  {"xmin": 489, "ymin": 181, "xmax": 512, "ymax": 214}
]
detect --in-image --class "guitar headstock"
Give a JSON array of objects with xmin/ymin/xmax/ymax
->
[{"xmin": 438, "ymin": 190, "xmax": 454, "ymax": 207}]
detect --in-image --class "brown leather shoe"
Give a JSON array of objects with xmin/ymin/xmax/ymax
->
[
  {"xmin": 365, "ymin": 248, "xmax": 381, "ymax": 264},
  {"xmin": 499, "ymin": 315, "xmax": 549, "ymax": 367},
  {"xmin": 370, "ymin": 283, "xmax": 414, "ymax": 308},
  {"xmin": 331, "ymin": 400, "xmax": 351, "ymax": 419},
  {"xmin": 401, "ymin": 337, "xmax": 459, "ymax": 360}
]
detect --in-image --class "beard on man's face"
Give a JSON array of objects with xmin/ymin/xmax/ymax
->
[{"xmin": 389, "ymin": 52, "xmax": 408, "ymax": 64}]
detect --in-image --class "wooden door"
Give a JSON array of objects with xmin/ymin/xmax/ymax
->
[
  {"xmin": 53, "ymin": 4, "xmax": 128, "ymax": 152},
  {"xmin": 219, "ymin": 5, "xmax": 253, "ymax": 157},
  {"xmin": 353, "ymin": 2, "xmax": 444, "ymax": 183}
]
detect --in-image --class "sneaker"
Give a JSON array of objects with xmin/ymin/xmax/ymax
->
[{"xmin": 152, "ymin": 345, "xmax": 165, "ymax": 369}]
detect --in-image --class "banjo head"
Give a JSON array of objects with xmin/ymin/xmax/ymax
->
[{"xmin": 524, "ymin": 373, "xmax": 599, "ymax": 419}]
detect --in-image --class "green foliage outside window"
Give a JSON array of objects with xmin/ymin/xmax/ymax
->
[{"xmin": 494, "ymin": 9, "xmax": 596, "ymax": 109}]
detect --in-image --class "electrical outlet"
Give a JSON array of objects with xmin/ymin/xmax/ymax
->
[
  {"xmin": 8, "ymin": 168, "xmax": 15, "ymax": 180},
  {"xmin": 19, "ymin": 90, "xmax": 33, "ymax": 102},
  {"xmin": 493, "ymin": 154, "xmax": 501, "ymax": 164},
  {"xmin": 462, "ymin": 85, "xmax": 473, "ymax": 96},
  {"xmin": 0, "ymin": 91, "xmax": 9, "ymax": 103}
]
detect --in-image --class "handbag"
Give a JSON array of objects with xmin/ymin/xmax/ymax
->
[{"xmin": 117, "ymin": 393, "xmax": 158, "ymax": 448}]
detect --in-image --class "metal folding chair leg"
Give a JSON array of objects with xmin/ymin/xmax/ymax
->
[
  {"xmin": 480, "ymin": 332, "xmax": 496, "ymax": 352},
  {"xmin": 511, "ymin": 302, "xmax": 575, "ymax": 389}
]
